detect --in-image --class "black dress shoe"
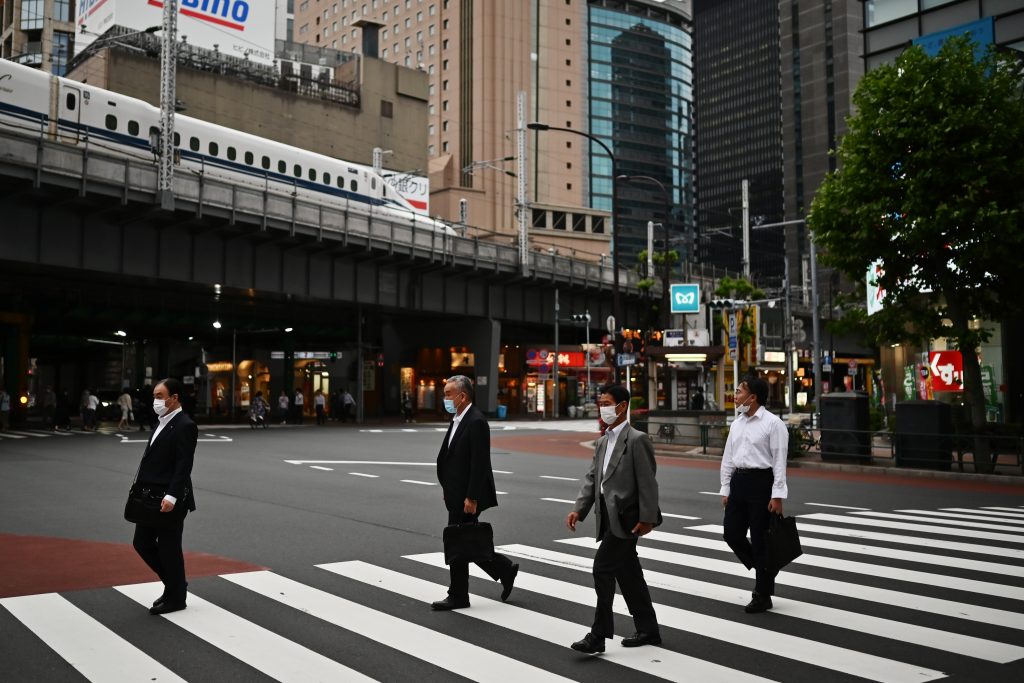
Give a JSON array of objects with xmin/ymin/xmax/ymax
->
[
  {"xmin": 621, "ymin": 631, "xmax": 662, "ymax": 647},
  {"xmin": 431, "ymin": 597, "xmax": 470, "ymax": 611},
  {"xmin": 500, "ymin": 564, "xmax": 519, "ymax": 602},
  {"xmin": 744, "ymin": 593, "xmax": 773, "ymax": 613},
  {"xmin": 570, "ymin": 632, "xmax": 606, "ymax": 654},
  {"xmin": 151, "ymin": 593, "xmax": 167, "ymax": 608},
  {"xmin": 149, "ymin": 601, "xmax": 186, "ymax": 615}
]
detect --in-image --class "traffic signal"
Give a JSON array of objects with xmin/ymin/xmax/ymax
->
[
  {"xmin": 376, "ymin": 352, "xmax": 385, "ymax": 368},
  {"xmin": 570, "ymin": 313, "xmax": 591, "ymax": 323},
  {"xmin": 329, "ymin": 351, "xmax": 338, "ymax": 363},
  {"xmin": 709, "ymin": 299, "xmax": 736, "ymax": 309}
]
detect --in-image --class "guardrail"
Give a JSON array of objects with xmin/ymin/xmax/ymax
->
[{"xmin": 0, "ymin": 126, "xmax": 642, "ymax": 293}]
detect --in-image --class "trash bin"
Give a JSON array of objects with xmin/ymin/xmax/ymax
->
[
  {"xmin": 496, "ymin": 404, "xmax": 508, "ymax": 420},
  {"xmin": 894, "ymin": 400, "xmax": 953, "ymax": 470},
  {"xmin": 819, "ymin": 392, "xmax": 871, "ymax": 460}
]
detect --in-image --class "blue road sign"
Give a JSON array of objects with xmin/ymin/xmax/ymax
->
[{"xmin": 670, "ymin": 284, "xmax": 700, "ymax": 314}]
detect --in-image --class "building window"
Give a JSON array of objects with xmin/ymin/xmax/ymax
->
[
  {"xmin": 442, "ymin": 141, "xmax": 449, "ymax": 153},
  {"xmin": 53, "ymin": 0, "xmax": 72, "ymax": 22},
  {"xmin": 381, "ymin": 100, "xmax": 394, "ymax": 117},
  {"xmin": 553, "ymin": 212, "xmax": 566, "ymax": 230},
  {"xmin": 532, "ymin": 209, "xmax": 546, "ymax": 229}
]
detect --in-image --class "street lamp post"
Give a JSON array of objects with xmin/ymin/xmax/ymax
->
[{"xmin": 528, "ymin": 122, "xmax": 620, "ymax": 381}]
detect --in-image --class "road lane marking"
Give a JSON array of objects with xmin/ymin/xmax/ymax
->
[
  {"xmin": 661, "ymin": 513, "xmax": 701, "ymax": 520},
  {"xmin": 805, "ymin": 503, "xmax": 871, "ymax": 510},
  {"xmin": 698, "ymin": 491, "xmax": 720, "ymax": 496},
  {"xmin": 540, "ymin": 498, "xmax": 575, "ymax": 504},
  {"xmin": 1, "ymin": 593, "xmax": 187, "ymax": 682},
  {"xmin": 326, "ymin": 561, "xmax": 771, "ymax": 683},
  {"xmin": 685, "ymin": 524, "xmax": 1024, "ymax": 578},
  {"xmin": 981, "ymin": 507, "xmax": 1024, "ymax": 516},
  {"xmin": 403, "ymin": 553, "xmax": 942, "ymax": 683},
  {"xmin": 309, "ymin": 466, "xmax": 333, "ymax": 471},
  {"xmin": 227, "ymin": 569, "xmax": 571, "ymax": 683},
  {"xmin": 896, "ymin": 509, "xmax": 1024, "ymax": 525},
  {"xmin": 539, "ymin": 475, "xmax": 578, "ymax": 481},
  {"xmin": 849, "ymin": 510, "xmax": 1024, "ymax": 533},
  {"xmin": 644, "ymin": 530, "xmax": 1024, "ymax": 600},
  {"xmin": 479, "ymin": 545, "xmax": 1024, "ymax": 664},
  {"xmin": 492, "ymin": 470, "xmax": 513, "ymax": 474},
  {"xmin": 284, "ymin": 460, "xmax": 433, "ymax": 466},
  {"xmin": 401, "ymin": 479, "xmax": 437, "ymax": 486},
  {"xmin": 943, "ymin": 507, "xmax": 1024, "ymax": 518},
  {"xmin": 556, "ymin": 537, "xmax": 1024, "ymax": 630},
  {"xmin": 349, "ymin": 472, "xmax": 379, "ymax": 478},
  {"xmin": 796, "ymin": 521, "xmax": 1024, "ymax": 560},
  {"xmin": 3, "ymin": 430, "xmax": 51, "ymax": 437},
  {"xmin": 0, "ymin": 432, "xmax": 27, "ymax": 439},
  {"xmin": 800, "ymin": 512, "xmax": 1024, "ymax": 544},
  {"xmin": 115, "ymin": 580, "xmax": 372, "ymax": 682}
]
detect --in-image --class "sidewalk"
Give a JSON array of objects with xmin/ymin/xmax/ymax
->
[{"xmin": 650, "ymin": 439, "xmax": 1024, "ymax": 485}]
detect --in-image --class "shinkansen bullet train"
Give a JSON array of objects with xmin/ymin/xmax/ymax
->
[{"xmin": 0, "ymin": 59, "xmax": 452, "ymax": 234}]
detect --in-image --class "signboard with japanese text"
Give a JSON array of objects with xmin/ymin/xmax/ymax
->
[
  {"xmin": 928, "ymin": 350, "xmax": 963, "ymax": 392},
  {"xmin": 525, "ymin": 350, "xmax": 587, "ymax": 368}
]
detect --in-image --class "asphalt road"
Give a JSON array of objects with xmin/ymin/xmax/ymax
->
[{"xmin": 1, "ymin": 421, "xmax": 1023, "ymax": 683}]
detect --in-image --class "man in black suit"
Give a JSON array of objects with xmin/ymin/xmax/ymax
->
[
  {"xmin": 567, "ymin": 384, "xmax": 661, "ymax": 653},
  {"xmin": 131, "ymin": 377, "xmax": 198, "ymax": 615},
  {"xmin": 432, "ymin": 374, "xmax": 518, "ymax": 610}
]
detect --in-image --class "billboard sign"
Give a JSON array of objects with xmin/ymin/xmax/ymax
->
[
  {"xmin": 76, "ymin": 0, "xmax": 276, "ymax": 65},
  {"xmin": 913, "ymin": 17, "xmax": 994, "ymax": 60},
  {"xmin": 866, "ymin": 259, "xmax": 886, "ymax": 316},
  {"xmin": 929, "ymin": 350, "xmax": 963, "ymax": 392},
  {"xmin": 382, "ymin": 171, "xmax": 430, "ymax": 216}
]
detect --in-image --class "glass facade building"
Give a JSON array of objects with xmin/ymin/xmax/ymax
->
[{"xmin": 587, "ymin": 2, "xmax": 695, "ymax": 264}]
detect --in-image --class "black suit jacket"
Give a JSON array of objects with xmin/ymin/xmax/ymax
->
[
  {"xmin": 137, "ymin": 410, "xmax": 198, "ymax": 511},
  {"xmin": 436, "ymin": 405, "xmax": 498, "ymax": 514}
]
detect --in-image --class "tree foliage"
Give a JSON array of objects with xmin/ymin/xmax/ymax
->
[{"xmin": 808, "ymin": 37, "xmax": 1024, "ymax": 466}]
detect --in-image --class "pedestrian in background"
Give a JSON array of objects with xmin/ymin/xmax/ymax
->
[
  {"xmin": 278, "ymin": 390, "xmax": 290, "ymax": 425},
  {"xmin": 131, "ymin": 378, "xmax": 198, "ymax": 616},
  {"xmin": 690, "ymin": 387, "xmax": 705, "ymax": 411},
  {"xmin": 402, "ymin": 391, "xmax": 414, "ymax": 423},
  {"xmin": 431, "ymin": 375, "xmax": 518, "ymax": 610},
  {"xmin": 293, "ymin": 389, "xmax": 305, "ymax": 424},
  {"xmin": 314, "ymin": 389, "xmax": 326, "ymax": 425},
  {"xmin": 720, "ymin": 375, "xmax": 789, "ymax": 613},
  {"xmin": 0, "ymin": 387, "xmax": 10, "ymax": 431},
  {"xmin": 43, "ymin": 385, "xmax": 57, "ymax": 430},
  {"xmin": 566, "ymin": 383, "xmax": 662, "ymax": 654},
  {"xmin": 249, "ymin": 391, "xmax": 268, "ymax": 429},
  {"xmin": 117, "ymin": 389, "xmax": 134, "ymax": 431},
  {"xmin": 341, "ymin": 389, "xmax": 356, "ymax": 422}
]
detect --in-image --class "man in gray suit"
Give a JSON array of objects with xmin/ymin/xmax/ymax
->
[{"xmin": 566, "ymin": 384, "xmax": 661, "ymax": 654}]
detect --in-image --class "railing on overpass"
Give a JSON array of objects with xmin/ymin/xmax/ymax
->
[{"xmin": 0, "ymin": 126, "xmax": 642, "ymax": 293}]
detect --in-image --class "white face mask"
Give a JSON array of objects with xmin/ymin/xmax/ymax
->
[
  {"xmin": 599, "ymin": 404, "xmax": 620, "ymax": 426},
  {"xmin": 153, "ymin": 398, "xmax": 168, "ymax": 416},
  {"xmin": 736, "ymin": 395, "xmax": 753, "ymax": 415}
]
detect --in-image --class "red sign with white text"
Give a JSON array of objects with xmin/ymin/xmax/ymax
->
[
  {"xmin": 526, "ymin": 350, "xmax": 587, "ymax": 368},
  {"xmin": 928, "ymin": 351, "xmax": 963, "ymax": 392}
]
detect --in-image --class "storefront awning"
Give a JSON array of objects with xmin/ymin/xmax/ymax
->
[{"xmin": 645, "ymin": 346, "xmax": 725, "ymax": 364}]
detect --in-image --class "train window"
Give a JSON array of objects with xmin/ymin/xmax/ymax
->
[
  {"xmin": 128, "ymin": 120, "xmax": 140, "ymax": 136},
  {"xmin": 262, "ymin": 155, "xmax": 270, "ymax": 169},
  {"xmin": 371, "ymin": 177, "xmax": 376, "ymax": 190},
  {"xmin": 293, "ymin": 164, "xmax": 302, "ymax": 178},
  {"xmin": 227, "ymin": 147, "xmax": 236, "ymax": 161},
  {"xmin": 323, "ymin": 172, "xmax": 331, "ymax": 185},
  {"xmin": 337, "ymin": 177, "xmax": 344, "ymax": 189},
  {"xmin": 105, "ymin": 115, "xmax": 117, "ymax": 131},
  {"xmin": 189, "ymin": 137, "xmax": 200, "ymax": 152},
  {"xmin": 350, "ymin": 179, "xmax": 358, "ymax": 192},
  {"xmin": 278, "ymin": 160, "xmax": 286, "ymax": 173},
  {"xmin": 245, "ymin": 151, "xmax": 254, "ymax": 165},
  {"xmin": 209, "ymin": 142, "xmax": 219, "ymax": 156},
  {"xmin": 65, "ymin": 93, "xmax": 76, "ymax": 110},
  {"xmin": 173, "ymin": 132, "xmax": 181, "ymax": 147},
  {"xmin": 308, "ymin": 168, "xmax": 316, "ymax": 182}
]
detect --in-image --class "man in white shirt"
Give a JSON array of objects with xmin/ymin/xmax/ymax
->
[{"xmin": 720, "ymin": 375, "xmax": 789, "ymax": 613}]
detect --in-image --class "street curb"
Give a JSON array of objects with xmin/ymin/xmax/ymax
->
[{"xmin": 652, "ymin": 447, "xmax": 1024, "ymax": 486}]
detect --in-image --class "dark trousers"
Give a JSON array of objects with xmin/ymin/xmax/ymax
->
[
  {"xmin": 446, "ymin": 510, "xmax": 514, "ymax": 601},
  {"xmin": 591, "ymin": 498, "xmax": 658, "ymax": 638},
  {"xmin": 315, "ymin": 405, "xmax": 325, "ymax": 425},
  {"xmin": 133, "ymin": 522, "xmax": 187, "ymax": 602},
  {"xmin": 723, "ymin": 468, "xmax": 777, "ymax": 595}
]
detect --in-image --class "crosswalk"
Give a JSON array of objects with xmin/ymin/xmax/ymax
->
[
  {"xmin": 3, "ymin": 504, "xmax": 1024, "ymax": 682},
  {"xmin": 0, "ymin": 427, "xmax": 114, "ymax": 440}
]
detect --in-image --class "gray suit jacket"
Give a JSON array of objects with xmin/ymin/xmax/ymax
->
[{"xmin": 573, "ymin": 422, "xmax": 659, "ymax": 540}]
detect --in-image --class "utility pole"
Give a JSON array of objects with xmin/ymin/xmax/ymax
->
[
  {"xmin": 810, "ymin": 236, "xmax": 822, "ymax": 424},
  {"xmin": 553, "ymin": 288, "xmax": 559, "ymax": 420},
  {"xmin": 158, "ymin": 0, "xmax": 178, "ymax": 211},
  {"xmin": 646, "ymin": 221, "xmax": 654, "ymax": 279},
  {"xmin": 741, "ymin": 179, "xmax": 750, "ymax": 279},
  {"xmin": 516, "ymin": 91, "xmax": 529, "ymax": 276},
  {"xmin": 784, "ymin": 254, "xmax": 793, "ymax": 416}
]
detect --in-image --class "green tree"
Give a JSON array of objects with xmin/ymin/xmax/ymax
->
[{"xmin": 809, "ymin": 37, "xmax": 1024, "ymax": 471}]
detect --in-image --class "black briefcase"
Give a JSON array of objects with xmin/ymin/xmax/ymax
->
[
  {"xmin": 443, "ymin": 522, "xmax": 495, "ymax": 565},
  {"xmin": 764, "ymin": 513, "xmax": 802, "ymax": 574},
  {"xmin": 124, "ymin": 482, "xmax": 188, "ymax": 529}
]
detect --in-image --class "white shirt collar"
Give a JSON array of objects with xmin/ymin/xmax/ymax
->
[
  {"xmin": 158, "ymin": 406, "xmax": 182, "ymax": 426},
  {"xmin": 453, "ymin": 403, "xmax": 473, "ymax": 424}
]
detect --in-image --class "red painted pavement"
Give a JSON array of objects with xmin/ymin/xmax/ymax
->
[{"xmin": 0, "ymin": 534, "xmax": 264, "ymax": 599}]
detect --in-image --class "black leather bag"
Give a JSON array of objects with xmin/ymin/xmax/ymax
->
[
  {"xmin": 443, "ymin": 521, "xmax": 495, "ymax": 565},
  {"xmin": 124, "ymin": 482, "xmax": 188, "ymax": 529},
  {"xmin": 764, "ymin": 513, "xmax": 803, "ymax": 574},
  {"xmin": 618, "ymin": 503, "xmax": 664, "ymax": 533}
]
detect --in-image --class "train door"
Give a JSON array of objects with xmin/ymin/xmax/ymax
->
[{"xmin": 57, "ymin": 84, "xmax": 81, "ymax": 143}]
